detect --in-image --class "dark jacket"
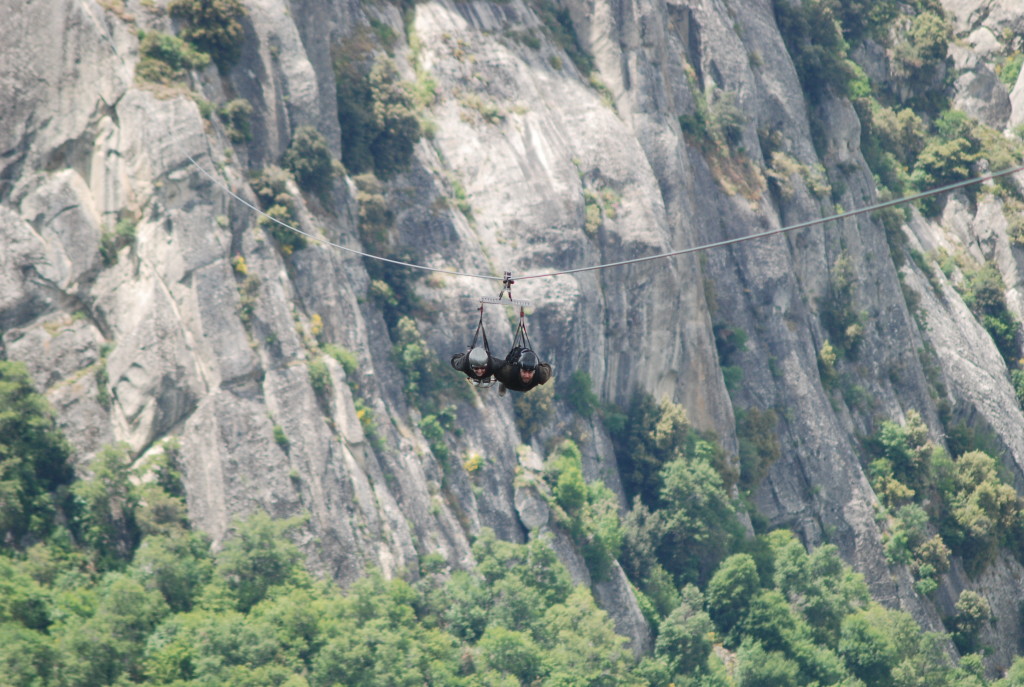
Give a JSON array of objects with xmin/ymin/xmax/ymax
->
[
  {"xmin": 451, "ymin": 351, "xmax": 503, "ymax": 381},
  {"xmin": 493, "ymin": 360, "xmax": 552, "ymax": 392}
]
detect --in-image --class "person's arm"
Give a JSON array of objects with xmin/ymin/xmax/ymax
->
[
  {"xmin": 492, "ymin": 361, "xmax": 513, "ymax": 385},
  {"xmin": 451, "ymin": 353, "xmax": 467, "ymax": 372},
  {"xmin": 535, "ymin": 363, "xmax": 552, "ymax": 385}
]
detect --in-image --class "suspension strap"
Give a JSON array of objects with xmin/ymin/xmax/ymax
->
[
  {"xmin": 468, "ymin": 304, "xmax": 490, "ymax": 353},
  {"xmin": 510, "ymin": 306, "xmax": 532, "ymax": 352}
]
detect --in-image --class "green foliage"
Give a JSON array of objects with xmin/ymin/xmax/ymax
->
[
  {"xmin": 610, "ymin": 394, "xmax": 690, "ymax": 504},
  {"xmin": 736, "ymin": 408, "xmax": 781, "ymax": 493},
  {"xmin": 168, "ymin": 0, "xmax": 247, "ymax": 66},
  {"xmin": 772, "ymin": 0, "xmax": 855, "ymax": 103},
  {"xmin": 1012, "ymin": 369, "xmax": 1024, "ymax": 408},
  {"xmin": 419, "ymin": 411, "xmax": 454, "ymax": 464},
  {"xmin": 563, "ymin": 369, "xmax": 599, "ymax": 419},
  {"xmin": 654, "ymin": 585, "xmax": 714, "ymax": 676},
  {"xmin": 544, "ymin": 440, "xmax": 623, "ymax": 581},
  {"xmin": 583, "ymin": 190, "xmax": 603, "ymax": 236},
  {"xmin": 866, "ymin": 409, "xmax": 1024, "ymax": 579},
  {"xmin": 132, "ymin": 529, "xmax": 214, "ymax": 613},
  {"xmin": 708, "ymin": 89, "xmax": 746, "ymax": 148},
  {"xmin": 73, "ymin": 443, "xmax": 142, "ymax": 570},
  {"xmin": 819, "ymin": 252, "xmax": 866, "ymax": 358},
  {"xmin": 334, "ymin": 37, "xmax": 421, "ymax": 178},
  {"xmin": 736, "ymin": 638, "xmax": 801, "ymax": 687},
  {"xmin": 612, "ymin": 394, "xmax": 742, "ymax": 588},
  {"xmin": 237, "ymin": 273, "xmax": 260, "ymax": 323},
  {"xmin": 838, "ymin": 607, "xmax": 899, "ymax": 685},
  {"xmin": 391, "ymin": 316, "xmax": 430, "ymax": 397},
  {"xmin": 706, "ymin": 553, "xmax": 761, "ymax": 645},
  {"xmin": 323, "ymin": 343, "xmax": 359, "ymax": 380},
  {"xmin": 3, "ymin": 400, "xmax": 1016, "ymax": 687},
  {"xmin": 283, "ymin": 126, "xmax": 338, "ymax": 196},
  {"xmin": 307, "ymin": 358, "xmax": 331, "ymax": 396},
  {"xmin": 477, "ymin": 625, "xmax": 543, "ymax": 683},
  {"xmin": 354, "ymin": 173, "xmax": 393, "ymax": 252},
  {"xmin": 831, "ymin": 0, "xmax": 899, "ymax": 43},
  {"xmin": 656, "ymin": 453, "xmax": 743, "ymax": 585},
  {"xmin": 951, "ymin": 589, "xmax": 992, "ymax": 654},
  {"xmin": 765, "ymin": 530, "xmax": 869, "ymax": 647},
  {"xmin": 947, "ymin": 450, "xmax": 1023, "ymax": 568},
  {"xmin": 99, "ymin": 215, "xmax": 138, "ymax": 266},
  {"xmin": 890, "ymin": 11, "xmax": 952, "ymax": 84},
  {"xmin": 251, "ymin": 166, "xmax": 308, "ymax": 255},
  {"xmin": 534, "ymin": 0, "xmax": 595, "ymax": 76},
  {"xmin": 957, "ymin": 261, "xmax": 1020, "ymax": 363},
  {"xmin": 273, "ymin": 424, "xmax": 290, "ymax": 452},
  {"xmin": 354, "ymin": 397, "xmax": 386, "ymax": 453},
  {"xmin": 0, "ymin": 361, "xmax": 75, "ymax": 548},
  {"xmin": 135, "ymin": 30, "xmax": 210, "ymax": 84},
  {"xmin": 214, "ymin": 511, "xmax": 306, "ymax": 612},
  {"xmin": 219, "ymin": 98, "xmax": 253, "ymax": 142},
  {"xmin": 999, "ymin": 54, "xmax": 1024, "ymax": 88}
]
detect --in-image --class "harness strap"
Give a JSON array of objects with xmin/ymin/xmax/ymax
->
[
  {"xmin": 469, "ymin": 304, "xmax": 490, "ymax": 353},
  {"xmin": 510, "ymin": 306, "xmax": 533, "ymax": 352}
]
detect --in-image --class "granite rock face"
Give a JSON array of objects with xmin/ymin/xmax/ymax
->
[{"xmin": 4, "ymin": 0, "xmax": 1024, "ymax": 665}]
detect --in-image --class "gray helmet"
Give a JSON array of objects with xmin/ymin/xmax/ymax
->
[
  {"xmin": 468, "ymin": 347, "xmax": 489, "ymax": 368},
  {"xmin": 518, "ymin": 349, "xmax": 538, "ymax": 371}
]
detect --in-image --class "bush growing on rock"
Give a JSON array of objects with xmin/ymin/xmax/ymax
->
[
  {"xmin": 168, "ymin": 0, "xmax": 247, "ymax": 67},
  {"xmin": 136, "ymin": 31, "xmax": 210, "ymax": 84}
]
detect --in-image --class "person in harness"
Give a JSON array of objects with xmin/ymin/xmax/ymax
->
[
  {"xmin": 451, "ymin": 345, "xmax": 500, "ymax": 385},
  {"xmin": 493, "ymin": 306, "xmax": 552, "ymax": 396},
  {"xmin": 494, "ymin": 346, "xmax": 551, "ymax": 396},
  {"xmin": 451, "ymin": 305, "xmax": 502, "ymax": 386}
]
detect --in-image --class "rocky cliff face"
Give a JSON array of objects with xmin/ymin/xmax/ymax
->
[{"xmin": 4, "ymin": 0, "xmax": 1024, "ymax": 668}]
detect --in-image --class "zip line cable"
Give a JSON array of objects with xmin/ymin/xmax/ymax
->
[
  {"xmin": 189, "ymin": 155, "xmax": 1024, "ymax": 285},
  {"xmin": 187, "ymin": 155, "xmax": 503, "ymax": 282},
  {"xmin": 511, "ymin": 162, "xmax": 1024, "ymax": 281}
]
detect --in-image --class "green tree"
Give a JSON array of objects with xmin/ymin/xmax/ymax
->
[
  {"xmin": 994, "ymin": 655, "xmax": 1024, "ymax": 686},
  {"xmin": 766, "ymin": 530, "xmax": 869, "ymax": 648},
  {"xmin": 951, "ymin": 590, "xmax": 991, "ymax": 654},
  {"xmin": 55, "ymin": 574, "xmax": 169, "ymax": 686},
  {"xmin": 219, "ymin": 98, "xmax": 254, "ymax": 142},
  {"xmin": 0, "ymin": 361, "xmax": 75, "ymax": 548},
  {"xmin": 707, "ymin": 553, "xmax": 761, "ymax": 646},
  {"xmin": 564, "ymin": 370, "xmax": 600, "ymax": 419},
  {"xmin": 0, "ymin": 557, "xmax": 51, "ymax": 630},
  {"xmin": 283, "ymin": 126, "xmax": 337, "ymax": 196},
  {"xmin": 538, "ymin": 587, "xmax": 643, "ymax": 686},
  {"xmin": 214, "ymin": 511, "xmax": 305, "ymax": 612},
  {"xmin": 947, "ymin": 450, "xmax": 1021, "ymax": 565},
  {"xmin": 335, "ymin": 43, "xmax": 421, "ymax": 178},
  {"xmin": 658, "ymin": 455, "xmax": 741, "ymax": 585},
  {"xmin": 73, "ymin": 443, "xmax": 141, "ymax": 570},
  {"xmin": 168, "ymin": 0, "xmax": 247, "ymax": 66},
  {"xmin": 772, "ymin": 0, "xmax": 855, "ymax": 103},
  {"xmin": 477, "ymin": 625, "xmax": 543, "ymax": 684},
  {"xmin": 132, "ymin": 530, "xmax": 214, "ymax": 612},
  {"xmin": 838, "ymin": 608, "xmax": 898, "ymax": 686},
  {"xmin": 0, "ymin": 623, "xmax": 55, "ymax": 687},
  {"xmin": 312, "ymin": 571, "xmax": 463, "ymax": 687},
  {"xmin": 654, "ymin": 585, "xmax": 714, "ymax": 676},
  {"xmin": 736, "ymin": 638, "xmax": 801, "ymax": 687}
]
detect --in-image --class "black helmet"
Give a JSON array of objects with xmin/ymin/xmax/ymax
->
[
  {"xmin": 468, "ymin": 347, "xmax": 489, "ymax": 368},
  {"xmin": 518, "ymin": 349, "xmax": 538, "ymax": 371}
]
